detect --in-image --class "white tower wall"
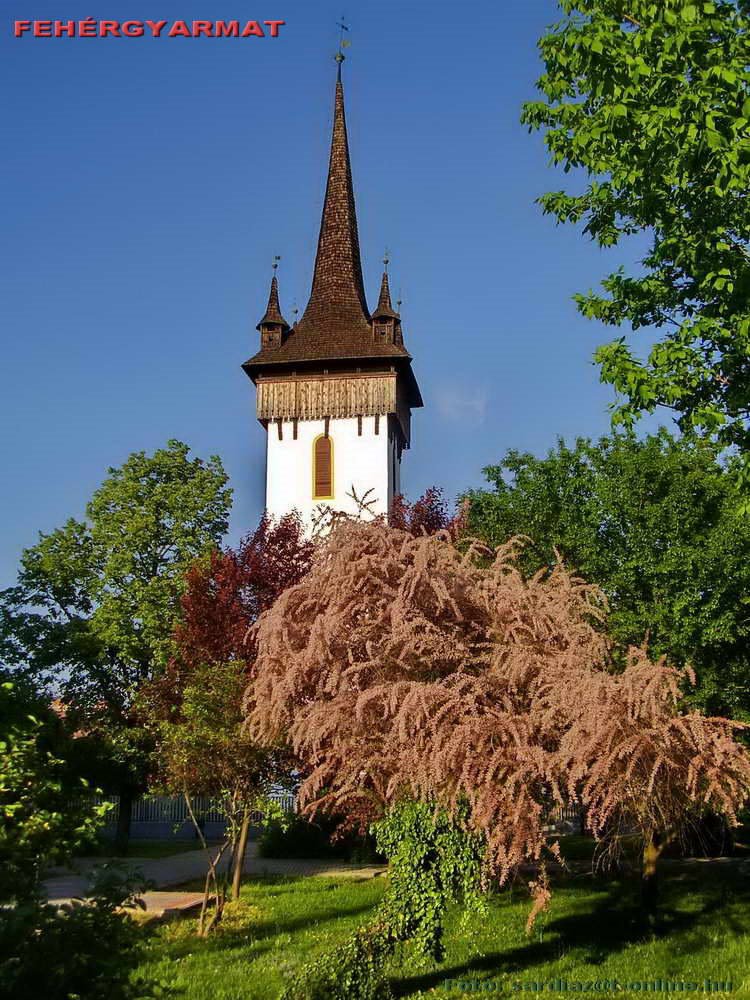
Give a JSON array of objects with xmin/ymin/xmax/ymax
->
[{"xmin": 265, "ymin": 415, "xmax": 400, "ymax": 529}]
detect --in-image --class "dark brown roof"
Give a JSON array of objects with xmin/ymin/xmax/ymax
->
[
  {"xmin": 256, "ymin": 275, "xmax": 290, "ymax": 331},
  {"xmin": 300, "ymin": 73, "xmax": 370, "ymax": 336},
  {"xmin": 243, "ymin": 65, "xmax": 421, "ymax": 410},
  {"xmin": 245, "ymin": 332, "xmax": 410, "ymax": 366},
  {"xmin": 371, "ymin": 271, "xmax": 399, "ymax": 321}
]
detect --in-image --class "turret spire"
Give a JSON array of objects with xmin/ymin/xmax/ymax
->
[
  {"xmin": 257, "ymin": 273, "xmax": 289, "ymax": 331},
  {"xmin": 298, "ymin": 59, "xmax": 370, "ymax": 337},
  {"xmin": 372, "ymin": 267, "xmax": 399, "ymax": 321},
  {"xmin": 257, "ymin": 261, "xmax": 290, "ymax": 348}
]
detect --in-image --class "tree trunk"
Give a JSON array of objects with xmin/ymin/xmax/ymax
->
[
  {"xmin": 641, "ymin": 832, "xmax": 664, "ymax": 929},
  {"xmin": 184, "ymin": 791, "xmax": 231, "ymax": 937},
  {"xmin": 197, "ymin": 841, "xmax": 230, "ymax": 936},
  {"xmin": 114, "ymin": 787, "xmax": 134, "ymax": 855},
  {"xmin": 231, "ymin": 810, "xmax": 252, "ymax": 901}
]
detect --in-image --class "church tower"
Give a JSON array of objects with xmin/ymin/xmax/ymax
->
[{"xmin": 242, "ymin": 57, "xmax": 422, "ymax": 526}]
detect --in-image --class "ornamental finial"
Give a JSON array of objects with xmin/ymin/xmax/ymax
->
[{"xmin": 335, "ymin": 16, "xmax": 349, "ymax": 79}]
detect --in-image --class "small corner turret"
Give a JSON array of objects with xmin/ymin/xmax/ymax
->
[
  {"xmin": 256, "ymin": 261, "xmax": 290, "ymax": 350},
  {"xmin": 371, "ymin": 264, "xmax": 403, "ymax": 347}
]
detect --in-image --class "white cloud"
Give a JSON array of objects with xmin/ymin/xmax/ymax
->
[{"xmin": 434, "ymin": 383, "xmax": 489, "ymax": 424}]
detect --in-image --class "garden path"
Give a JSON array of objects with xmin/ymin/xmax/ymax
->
[{"xmin": 42, "ymin": 842, "xmax": 387, "ymax": 915}]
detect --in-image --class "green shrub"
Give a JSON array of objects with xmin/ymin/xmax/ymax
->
[
  {"xmin": 0, "ymin": 864, "xmax": 155, "ymax": 1000},
  {"xmin": 0, "ymin": 684, "xmax": 109, "ymax": 900},
  {"xmin": 280, "ymin": 801, "xmax": 485, "ymax": 1000},
  {"xmin": 258, "ymin": 814, "xmax": 383, "ymax": 863},
  {"xmin": 281, "ymin": 917, "xmax": 394, "ymax": 1000},
  {"xmin": 0, "ymin": 686, "xmax": 156, "ymax": 1000}
]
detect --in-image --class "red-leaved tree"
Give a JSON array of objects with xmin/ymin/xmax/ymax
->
[
  {"xmin": 176, "ymin": 512, "xmax": 314, "ymax": 669},
  {"xmin": 390, "ymin": 486, "xmax": 466, "ymax": 538},
  {"xmin": 149, "ymin": 513, "xmax": 314, "ymax": 719},
  {"xmin": 247, "ymin": 521, "xmax": 750, "ymax": 930}
]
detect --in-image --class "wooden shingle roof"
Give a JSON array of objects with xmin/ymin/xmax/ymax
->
[
  {"xmin": 243, "ymin": 66, "xmax": 418, "ymax": 386},
  {"xmin": 256, "ymin": 275, "xmax": 290, "ymax": 332},
  {"xmin": 371, "ymin": 271, "xmax": 400, "ymax": 321}
]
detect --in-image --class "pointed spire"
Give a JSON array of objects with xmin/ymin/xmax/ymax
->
[
  {"xmin": 298, "ymin": 62, "xmax": 370, "ymax": 337},
  {"xmin": 257, "ymin": 273, "xmax": 290, "ymax": 332},
  {"xmin": 371, "ymin": 268, "xmax": 399, "ymax": 320}
]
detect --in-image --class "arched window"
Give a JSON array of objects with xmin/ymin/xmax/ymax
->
[{"xmin": 313, "ymin": 434, "xmax": 333, "ymax": 499}]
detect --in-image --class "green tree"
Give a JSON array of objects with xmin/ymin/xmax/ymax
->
[
  {"xmin": 152, "ymin": 659, "xmax": 287, "ymax": 934},
  {"xmin": 0, "ymin": 683, "xmax": 107, "ymax": 901},
  {"xmin": 0, "ymin": 440, "xmax": 231, "ymax": 850},
  {"xmin": 465, "ymin": 430, "xmax": 750, "ymax": 720},
  {"xmin": 522, "ymin": 1, "xmax": 750, "ymax": 495},
  {"xmin": 0, "ymin": 682, "xmax": 154, "ymax": 1000}
]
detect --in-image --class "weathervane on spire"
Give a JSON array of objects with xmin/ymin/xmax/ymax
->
[
  {"xmin": 335, "ymin": 16, "xmax": 350, "ymax": 78},
  {"xmin": 383, "ymin": 249, "xmax": 390, "ymax": 273},
  {"xmin": 272, "ymin": 254, "xmax": 281, "ymax": 273}
]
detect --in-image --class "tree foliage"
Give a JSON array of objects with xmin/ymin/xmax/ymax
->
[
  {"xmin": 281, "ymin": 801, "xmax": 485, "ymax": 1000},
  {"xmin": 142, "ymin": 512, "xmax": 312, "ymax": 930},
  {"xmin": 2, "ymin": 437, "xmax": 230, "ymax": 685},
  {"xmin": 522, "ymin": 0, "xmax": 750, "ymax": 492},
  {"xmin": 0, "ymin": 683, "xmax": 107, "ymax": 903},
  {"xmin": 0, "ymin": 865, "xmax": 153, "ymax": 1000},
  {"xmin": 464, "ymin": 430, "xmax": 750, "ymax": 720},
  {"xmin": 171, "ymin": 512, "xmax": 313, "ymax": 677},
  {"xmin": 147, "ymin": 511, "xmax": 313, "ymax": 812},
  {"xmin": 0, "ymin": 684, "xmax": 154, "ymax": 1000},
  {"xmin": 0, "ymin": 440, "xmax": 231, "ymax": 845},
  {"xmin": 248, "ymin": 521, "xmax": 750, "ymax": 921},
  {"xmin": 157, "ymin": 661, "xmax": 274, "ymax": 805},
  {"xmin": 154, "ymin": 659, "xmax": 286, "ymax": 934},
  {"xmin": 390, "ymin": 487, "xmax": 466, "ymax": 538}
]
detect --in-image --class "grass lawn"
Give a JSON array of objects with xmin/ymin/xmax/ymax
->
[{"xmin": 135, "ymin": 861, "xmax": 750, "ymax": 999}]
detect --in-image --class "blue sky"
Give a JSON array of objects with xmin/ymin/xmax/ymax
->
[{"xmin": 1, "ymin": 0, "xmax": 660, "ymax": 586}]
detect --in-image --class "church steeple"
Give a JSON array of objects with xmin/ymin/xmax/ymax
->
[
  {"xmin": 243, "ymin": 56, "xmax": 422, "ymax": 407},
  {"xmin": 298, "ymin": 59, "xmax": 370, "ymax": 337},
  {"xmin": 242, "ymin": 53, "xmax": 423, "ymax": 531}
]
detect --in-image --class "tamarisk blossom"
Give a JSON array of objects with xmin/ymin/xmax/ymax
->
[{"xmin": 247, "ymin": 521, "xmax": 750, "ymax": 917}]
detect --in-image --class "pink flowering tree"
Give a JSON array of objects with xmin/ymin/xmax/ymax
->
[{"xmin": 248, "ymin": 520, "xmax": 750, "ymax": 978}]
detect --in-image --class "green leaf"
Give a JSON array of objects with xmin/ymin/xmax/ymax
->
[{"xmin": 521, "ymin": 0, "xmax": 750, "ymax": 480}]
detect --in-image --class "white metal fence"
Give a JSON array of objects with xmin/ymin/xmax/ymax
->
[
  {"xmin": 91, "ymin": 792, "xmax": 296, "ymax": 828},
  {"xmin": 83, "ymin": 793, "xmax": 581, "ymax": 836}
]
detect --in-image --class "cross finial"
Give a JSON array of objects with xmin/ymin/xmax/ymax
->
[
  {"xmin": 335, "ymin": 16, "xmax": 349, "ymax": 79},
  {"xmin": 336, "ymin": 16, "xmax": 348, "ymax": 48}
]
